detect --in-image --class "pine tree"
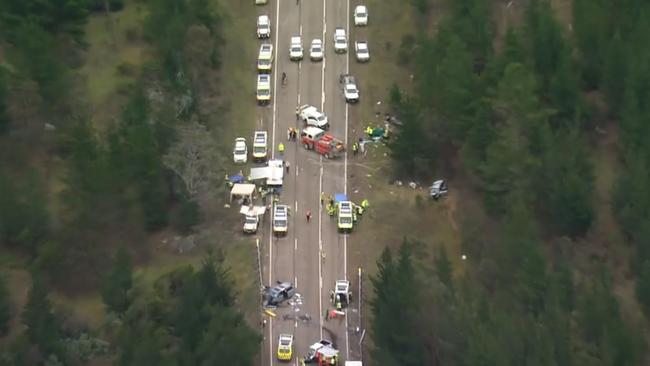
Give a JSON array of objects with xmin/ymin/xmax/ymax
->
[
  {"xmin": 539, "ymin": 130, "xmax": 594, "ymax": 237},
  {"xmin": 371, "ymin": 242, "xmax": 430, "ymax": 366},
  {"xmin": 0, "ymin": 274, "xmax": 11, "ymax": 336},
  {"xmin": 22, "ymin": 275, "xmax": 61, "ymax": 358},
  {"xmin": 572, "ymin": 0, "xmax": 610, "ymax": 89},
  {"xmin": 195, "ymin": 306, "xmax": 260, "ymax": 366},
  {"xmin": 101, "ymin": 247, "xmax": 133, "ymax": 314},
  {"xmin": 0, "ymin": 66, "xmax": 10, "ymax": 135},
  {"xmin": 636, "ymin": 260, "xmax": 650, "ymax": 317}
]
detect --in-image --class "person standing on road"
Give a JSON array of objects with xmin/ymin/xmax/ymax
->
[
  {"xmin": 278, "ymin": 142, "xmax": 285, "ymax": 155},
  {"xmin": 285, "ymin": 161, "xmax": 290, "ymax": 173},
  {"xmin": 306, "ymin": 209, "xmax": 312, "ymax": 222}
]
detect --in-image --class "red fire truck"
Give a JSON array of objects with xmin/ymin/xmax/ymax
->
[{"xmin": 300, "ymin": 126, "xmax": 345, "ymax": 159}]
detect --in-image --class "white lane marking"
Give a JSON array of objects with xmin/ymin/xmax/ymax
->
[
  {"xmin": 269, "ymin": 0, "xmax": 281, "ymax": 365},
  {"xmin": 344, "ymin": 0, "xmax": 351, "ymax": 359},
  {"xmin": 295, "ymin": 238, "xmax": 298, "ymax": 251},
  {"xmin": 321, "ymin": 0, "xmax": 327, "ymax": 111},
  {"xmin": 295, "ymin": 200, "xmax": 298, "ymax": 213},
  {"xmin": 295, "ymin": 275, "xmax": 298, "ymax": 289},
  {"xmin": 318, "ymin": 162, "xmax": 324, "ymax": 341}
]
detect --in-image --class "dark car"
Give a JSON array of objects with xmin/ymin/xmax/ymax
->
[{"xmin": 263, "ymin": 281, "xmax": 296, "ymax": 307}]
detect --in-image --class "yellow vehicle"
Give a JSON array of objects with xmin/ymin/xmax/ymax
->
[
  {"xmin": 277, "ymin": 334, "xmax": 294, "ymax": 361},
  {"xmin": 256, "ymin": 74, "xmax": 271, "ymax": 104},
  {"xmin": 257, "ymin": 43, "xmax": 274, "ymax": 73},
  {"xmin": 337, "ymin": 201, "xmax": 354, "ymax": 232}
]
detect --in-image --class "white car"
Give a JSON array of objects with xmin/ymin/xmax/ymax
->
[
  {"xmin": 310, "ymin": 39, "xmax": 324, "ymax": 61},
  {"xmin": 243, "ymin": 214, "xmax": 260, "ymax": 234},
  {"xmin": 257, "ymin": 74, "xmax": 271, "ymax": 104},
  {"xmin": 341, "ymin": 74, "xmax": 359, "ymax": 103},
  {"xmin": 273, "ymin": 204, "xmax": 289, "ymax": 236},
  {"xmin": 258, "ymin": 43, "xmax": 274, "ymax": 72},
  {"xmin": 252, "ymin": 130, "xmax": 268, "ymax": 161},
  {"xmin": 355, "ymin": 41, "xmax": 370, "ymax": 62},
  {"xmin": 255, "ymin": 0, "xmax": 268, "ymax": 4},
  {"xmin": 257, "ymin": 15, "xmax": 271, "ymax": 39},
  {"xmin": 296, "ymin": 105, "xmax": 329, "ymax": 129},
  {"xmin": 289, "ymin": 36, "xmax": 303, "ymax": 60},
  {"xmin": 233, "ymin": 137, "xmax": 248, "ymax": 164},
  {"xmin": 334, "ymin": 27, "xmax": 347, "ymax": 53},
  {"xmin": 354, "ymin": 5, "xmax": 368, "ymax": 26}
]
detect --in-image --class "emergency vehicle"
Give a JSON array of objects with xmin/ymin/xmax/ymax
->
[
  {"xmin": 300, "ymin": 127, "xmax": 345, "ymax": 159},
  {"xmin": 337, "ymin": 201, "xmax": 354, "ymax": 232},
  {"xmin": 330, "ymin": 280, "xmax": 352, "ymax": 309},
  {"xmin": 277, "ymin": 334, "xmax": 294, "ymax": 361},
  {"xmin": 252, "ymin": 130, "xmax": 268, "ymax": 161},
  {"xmin": 273, "ymin": 204, "xmax": 288, "ymax": 236}
]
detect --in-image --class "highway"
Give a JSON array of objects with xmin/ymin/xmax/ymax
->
[{"xmin": 254, "ymin": 0, "xmax": 359, "ymax": 364}]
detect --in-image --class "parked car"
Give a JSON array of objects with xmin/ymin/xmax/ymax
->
[
  {"xmin": 233, "ymin": 137, "xmax": 247, "ymax": 163},
  {"xmin": 257, "ymin": 43, "xmax": 274, "ymax": 72},
  {"xmin": 252, "ymin": 130, "xmax": 268, "ymax": 161},
  {"xmin": 256, "ymin": 74, "xmax": 271, "ymax": 104},
  {"xmin": 355, "ymin": 41, "xmax": 370, "ymax": 62},
  {"xmin": 257, "ymin": 15, "xmax": 271, "ymax": 39},
  {"xmin": 354, "ymin": 5, "xmax": 368, "ymax": 26}
]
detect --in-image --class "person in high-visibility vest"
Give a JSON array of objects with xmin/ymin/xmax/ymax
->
[{"xmin": 278, "ymin": 142, "xmax": 285, "ymax": 153}]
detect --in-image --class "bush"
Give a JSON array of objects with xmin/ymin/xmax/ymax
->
[
  {"xmin": 87, "ymin": 0, "xmax": 125, "ymax": 12},
  {"xmin": 173, "ymin": 198, "xmax": 200, "ymax": 234}
]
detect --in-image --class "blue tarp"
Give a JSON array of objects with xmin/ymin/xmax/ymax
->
[
  {"xmin": 334, "ymin": 193, "xmax": 348, "ymax": 203},
  {"xmin": 229, "ymin": 174, "xmax": 245, "ymax": 183}
]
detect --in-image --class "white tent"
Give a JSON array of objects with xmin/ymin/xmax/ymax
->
[{"xmin": 230, "ymin": 183, "xmax": 256, "ymax": 203}]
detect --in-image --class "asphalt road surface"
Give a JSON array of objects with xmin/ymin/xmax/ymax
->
[{"xmin": 255, "ymin": 0, "xmax": 358, "ymax": 364}]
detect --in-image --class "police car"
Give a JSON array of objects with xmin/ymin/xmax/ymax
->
[
  {"xmin": 337, "ymin": 201, "xmax": 354, "ymax": 232},
  {"xmin": 277, "ymin": 334, "xmax": 294, "ymax": 361}
]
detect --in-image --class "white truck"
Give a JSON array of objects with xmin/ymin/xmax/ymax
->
[
  {"xmin": 240, "ymin": 205, "xmax": 266, "ymax": 234},
  {"xmin": 296, "ymin": 105, "xmax": 329, "ymax": 129},
  {"xmin": 249, "ymin": 159, "xmax": 284, "ymax": 187}
]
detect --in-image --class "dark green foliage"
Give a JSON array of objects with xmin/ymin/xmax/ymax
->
[
  {"xmin": 538, "ymin": 130, "xmax": 594, "ymax": 237},
  {"xmin": 0, "ymin": 171, "xmax": 50, "ymax": 255},
  {"xmin": 109, "ymin": 89, "xmax": 170, "ymax": 231},
  {"xmin": 87, "ymin": 0, "xmax": 124, "ymax": 12},
  {"xmin": 636, "ymin": 261, "xmax": 650, "ymax": 318},
  {"xmin": 0, "ymin": 66, "xmax": 10, "ymax": 135},
  {"xmin": 144, "ymin": 0, "xmax": 218, "ymax": 83},
  {"xmin": 10, "ymin": 22, "xmax": 69, "ymax": 105},
  {"xmin": 173, "ymin": 197, "xmax": 200, "ymax": 234},
  {"xmin": 101, "ymin": 247, "xmax": 133, "ymax": 314},
  {"xmin": 447, "ymin": 0, "xmax": 493, "ymax": 70},
  {"xmin": 195, "ymin": 306, "xmax": 260, "ymax": 366},
  {"xmin": 0, "ymin": 274, "xmax": 11, "ymax": 336},
  {"xmin": 371, "ymin": 242, "xmax": 430, "ymax": 366},
  {"xmin": 387, "ymin": 99, "xmax": 433, "ymax": 177},
  {"xmin": 21, "ymin": 275, "xmax": 62, "ymax": 359},
  {"xmin": 410, "ymin": 0, "xmax": 427, "ymax": 13},
  {"xmin": 481, "ymin": 63, "xmax": 546, "ymax": 213},
  {"xmin": 0, "ymin": 0, "xmax": 90, "ymax": 41},
  {"xmin": 572, "ymin": 0, "xmax": 610, "ymax": 89},
  {"xmin": 116, "ymin": 310, "xmax": 174, "ymax": 366},
  {"xmin": 116, "ymin": 251, "xmax": 260, "ymax": 365}
]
